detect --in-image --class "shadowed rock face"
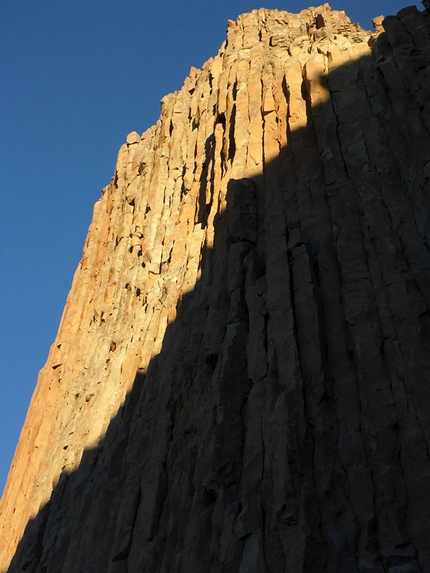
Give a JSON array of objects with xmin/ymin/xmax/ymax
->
[{"xmin": 2, "ymin": 4, "xmax": 430, "ymax": 572}]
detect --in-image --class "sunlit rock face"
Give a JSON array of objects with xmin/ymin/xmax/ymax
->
[{"xmin": 2, "ymin": 4, "xmax": 430, "ymax": 571}]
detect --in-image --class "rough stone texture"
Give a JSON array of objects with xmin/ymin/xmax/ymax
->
[{"xmin": 2, "ymin": 3, "xmax": 430, "ymax": 572}]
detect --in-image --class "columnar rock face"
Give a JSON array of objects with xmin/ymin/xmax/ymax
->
[{"xmin": 2, "ymin": 3, "xmax": 430, "ymax": 571}]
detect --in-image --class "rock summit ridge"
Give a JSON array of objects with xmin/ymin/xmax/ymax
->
[{"xmin": 2, "ymin": 3, "xmax": 430, "ymax": 571}]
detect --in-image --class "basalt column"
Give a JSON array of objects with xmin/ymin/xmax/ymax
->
[{"xmin": 2, "ymin": 4, "xmax": 430, "ymax": 572}]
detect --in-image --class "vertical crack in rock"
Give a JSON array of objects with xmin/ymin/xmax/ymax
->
[{"xmin": 2, "ymin": 4, "xmax": 430, "ymax": 572}]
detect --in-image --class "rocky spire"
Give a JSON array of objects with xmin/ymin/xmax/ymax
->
[{"xmin": 2, "ymin": 3, "xmax": 430, "ymax": 571}]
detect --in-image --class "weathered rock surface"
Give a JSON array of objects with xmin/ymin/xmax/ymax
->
[{"xmin": 2, "ymin": 3, "xmax": 430, "ymax": 571}]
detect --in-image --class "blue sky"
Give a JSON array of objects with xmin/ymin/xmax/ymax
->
[{"xmin": 0, "ymin": 0, "xmax": 421, "ymax": 496}]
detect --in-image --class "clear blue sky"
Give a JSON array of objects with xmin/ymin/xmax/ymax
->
[{"xmin": 0, "ymin": 0, "xmax": 421, "ymax": 496}]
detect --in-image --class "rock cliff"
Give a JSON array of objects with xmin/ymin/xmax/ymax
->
[{"xmin": 2, "ymin": 3, "xmax": 430, "ymax": 571}]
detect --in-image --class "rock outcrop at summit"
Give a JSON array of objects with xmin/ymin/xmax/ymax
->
[{"xmin": 2, "ymin": 3, "xmax": 430, "ymax": 571}]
